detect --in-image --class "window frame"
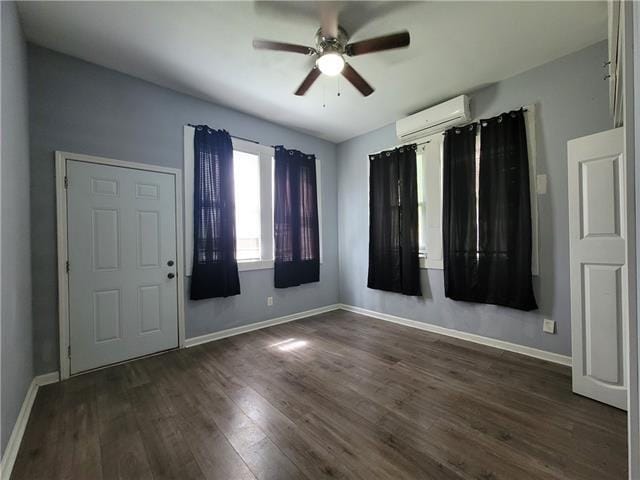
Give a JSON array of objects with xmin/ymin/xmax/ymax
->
[
  {"xmin": 183, "ymin": 126, "xmax": 322, "ymax": 274},
  {"xmin": 231, "ymin": 138, "xmax": 275, "ymax": 266},
  {"xmin": 416, "ymin": 133, "xmax": 445, "ymax": 270},
  {"xmin": 376, "ymin": 104, "xmax": 539, "ymax": 274},
  {"xmin": 184, "ymin": 126, "xmax": 274, "ymax": 273}
]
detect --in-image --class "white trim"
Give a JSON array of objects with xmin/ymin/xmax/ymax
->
[
  {"xmin": 0, "ymin": 379, "xmax": 38, "ymax": 480},
  {"xmin": 184, "ymin": 126, "xmax": 279, "ymax": 275},
  {"xmin": 377, "ymin": 104, "xmax": 539, "ymax": 274},
  {"xmin": 419, "ymin": 256, "xmax": 443, "ymax": 270},
  {"xmin": 316, "ymin": 156, "xmax": 324, "ymax": 264},
  {"xmin": 185, "ymin": 304, "xmax": 340, "ymax": 348},
  {"xmin": 35, "ymin": 371, "xmax": 60, "ymax": 386},
  {"xmin": 0, "ymin": 373, "xmax": 59, "ymax": 480},
  {"xmin": 238, "ymin": 259, "xmax": 274, "ymax": 271},
  {"xmin": 55, "ymin": 151, "xmax": 186, "ymax": 380},
  {"xmin": 184, "ymin": 126, "xmax": 323, "ymax": 274},
  {"xmin": 338, "ymin": 304, "xmax": 572, "ymax": 366},
  {"xmin": 184, "ymin": 125, "xmax": 195, "ymax": 274},
  {"xmin": 525, "ymin": 106, "xmax": 540, "ymax": 276}
]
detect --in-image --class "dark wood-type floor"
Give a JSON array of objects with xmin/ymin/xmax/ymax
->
[{"xmin": 12, "ymin": 310, "xmax": 627, "ymax": 479}]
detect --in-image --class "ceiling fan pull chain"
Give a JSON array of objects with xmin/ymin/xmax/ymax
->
[{"xmin": 322, "ymin": 78, "xmax": 326, "ymax": 108}]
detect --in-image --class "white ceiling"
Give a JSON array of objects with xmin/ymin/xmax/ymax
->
[{"xmin": 17, "ymin": 1, "xmax": 607, "ymax": 143}]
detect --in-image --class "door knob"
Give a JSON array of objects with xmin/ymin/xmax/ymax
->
[
  {"xmin": 167, "ymin": 260, "xmax": 174, "ymax": 266},
  {"xmin": 167, "ymin": 273, "xmax": 175, "ymax": 279}
]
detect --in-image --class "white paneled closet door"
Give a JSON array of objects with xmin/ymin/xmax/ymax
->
[{"xmin": 568, "ymin": 127, "xmax": 627, "ymax": 410}]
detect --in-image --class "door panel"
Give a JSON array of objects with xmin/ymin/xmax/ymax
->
[
  {"xmin": 583, "ymin": 263, "xmax": 622, "ymax": 384},
  {"xmin": 92, "ymin": 208, "xmax": 120, "ymax": 270},
  {"xmin": 580, "ymin": 156, "xmax": 621, "ymax": 238},
  {"xmin": 67, "ymin": 160, "xmax": 179, "ymax": 374},
  {"xmin": 139, "ymin": 285, "xmax": 162, "ymax": 334},
  {"xmin": 137, "ymin": 210, "xmax": 161, "ymax": 267},
  {"xmin": 568, "ymin": 127, "xmax": 627, "ymax": 410},
  {"xmin": 93, "ymin": 289, "xmax": 121, "ymax": 342}
]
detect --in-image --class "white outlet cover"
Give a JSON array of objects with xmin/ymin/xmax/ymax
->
[
  {"xmin": 536, "ymin": 174, "xmax": 547, "ymax": 194},
  {"xmin": 543, "ymin": 318, "xmax": 555, "ymax": 334},
  {"xmin": 267, "ymin": 296, "xmax": 273, "ymax": 306}
]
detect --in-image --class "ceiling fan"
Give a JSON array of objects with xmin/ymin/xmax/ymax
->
[{"xmin": 253, "ymin": 25, "xmax": 410, "ymax": 97}]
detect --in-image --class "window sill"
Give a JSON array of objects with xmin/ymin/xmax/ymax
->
[
  {"xmin": 419, "ymin": 256, "xmax": 443, "ymax": 270},
  {"xmin": 238, "ymin": 259, "xmax": 274, "ymax": 271}
]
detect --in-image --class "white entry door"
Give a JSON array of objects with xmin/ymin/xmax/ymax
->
[
  {"xmin": 66, "ymin": 160, "xmax": 179, "ymax": 374},
  {"xmin": 568, "ymin": 127, "xmax": 628, "ymax": 410}
]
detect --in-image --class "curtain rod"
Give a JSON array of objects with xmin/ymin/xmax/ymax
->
[
  {"xmin": 186, "ymin": 124, "xmax": 260, "ymax": 145},
  {"xmin": 369, "ymin": 104, "xmax": 531, "ymax": 156}
]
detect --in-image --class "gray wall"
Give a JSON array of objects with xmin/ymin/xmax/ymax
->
[
  {"xmin": 28, "ymin": 45, "xmax": 339, "ymax": 375},
  {"xmin": 337, "ymin": 41, "xmax": 611, "ymax": 356},
  {"xmin": 1, "ymin": 2, "xmax": 34, "ymax": 456}
]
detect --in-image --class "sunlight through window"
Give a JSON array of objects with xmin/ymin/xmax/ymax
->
[
  {"xmin": 270, "ymin": 338, "xmax": 308, "ymax": 352},
  {"xmin": 233, "ymin": 150, "xmax": 261, "ymax": 260}
]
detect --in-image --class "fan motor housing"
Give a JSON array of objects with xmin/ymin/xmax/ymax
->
[{"xmin": 315, "ymin": 26, "xmax": 349, "ymax": 55}]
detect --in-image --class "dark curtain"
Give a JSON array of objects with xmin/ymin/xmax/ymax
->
[
  {"xmin": 273, "ymin": 146, "xmax": 320, "ymax": 288},
  {"xmin": 443, "ymin": 124, "xmax": 480, "ymax": 301},
  {"xmin": 442, "ymin": 112, "xmax": 537, "ymax": 311},
  {"xmin": 190, "ymin": 125, "xmax": 241, "ymax": 300},
  {"xmin": 478, "ymin": 110, "xmax": 537, "ymax": 310},
  {"xmin": 367, "ymin": 145, "xmax": 421, "ymax": 296}
]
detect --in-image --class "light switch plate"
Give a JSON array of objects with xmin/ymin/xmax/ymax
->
[
  {"xmin": 536, "ymin": 174, "xmax": 547, "ymax": 194},
  {"xmin": 543, "ymin": 318, "xmax": 556, "ymax": 334},
  {"xmin": 267, "ymin": 296, "xmax": 273, "ymax": 306}
]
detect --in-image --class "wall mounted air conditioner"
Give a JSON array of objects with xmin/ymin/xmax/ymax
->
[{"xmin": 396, "ymin": 95, "xmax": 470, "ymax": 141}]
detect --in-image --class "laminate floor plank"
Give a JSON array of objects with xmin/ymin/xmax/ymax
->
[{"xmin": 11, "ymin": 311, "xmax": 627, "ymax": 479}]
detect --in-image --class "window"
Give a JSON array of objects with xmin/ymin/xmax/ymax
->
[
  {"xmin": 233, "ymin": 150, "xmax": 262, "ymax": 261},
  {"xmin": 416, "ymin": 134, "xmax": 444, "ymax": 269},
  {"xmin": 413, "ymin": 105, "xmax": 538, "ymax": 274},
  {"xmin": 184, "ymin": 126, "xmax": 322, "ymax": 273}
]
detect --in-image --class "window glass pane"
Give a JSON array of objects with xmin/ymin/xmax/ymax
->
[
  {"xmin": 416, "ymin": 152, "xmax": 426, "ymax": 253},
  {"xmin": 233, "ymin": 150, "xmax": 261, "ymax": 260}
]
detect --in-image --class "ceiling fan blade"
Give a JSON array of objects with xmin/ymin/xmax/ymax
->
[
  {"xmin": 294, "ymin": 68, "xmax": 322, "ymax": 96},
  {"xmin": 341, "ymin": 63, "xmax": 374, "ymax": 96},
  {"xmin": 253, "ymin": 39, "xmax": 316, "ymax": 55},
  {"xmin": 345, "ymin": 30, "xmax": 410, "ymax": 56}
]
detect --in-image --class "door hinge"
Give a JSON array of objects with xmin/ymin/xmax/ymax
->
[
  {"xmin": 67, "ymin": 345, "xmax": 71, "ymax": 358},
  {"xmin": 66, "ymin": 260, "xmax": 70, "ymax": 273},
  {"xmin": 64, "ymin": 176, "xmax": 69, "ymax": 188}
]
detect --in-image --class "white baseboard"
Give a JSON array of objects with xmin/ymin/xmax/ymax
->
[
  {"xmin": 35, "ymin": 371, "xmax": 60, "ymax": 386},
  {"xmin": 0, "ymin": 372, "xmax": 59, "ymax": 479},
  {"xmin": 0, "ymin": 302, "xmax": 569, "ymax": 480},
  {"xmin": 338, "ymin": 304, "xmax": 572, "ymax": 366},
  {"xmin": 184, "ymin": 304, "xmax": 341, "ymax": 348}
]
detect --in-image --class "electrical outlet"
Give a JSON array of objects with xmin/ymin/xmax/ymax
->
[
  {"xmin": 267, "ymin": 296, "xmax": 273, "ymax": 306},
  {"xmin": 543, "ymin": 318, "xmax": 556, "ymax": 334}
]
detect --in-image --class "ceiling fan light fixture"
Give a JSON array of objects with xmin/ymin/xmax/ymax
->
[{"xmin": 317, "ymin": 52, "xmax": 344, "ymax": 76}]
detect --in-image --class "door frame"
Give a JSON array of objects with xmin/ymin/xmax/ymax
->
[{"xmin": 55, "ymin": 151, "xmax": 186, "ymax": 380}]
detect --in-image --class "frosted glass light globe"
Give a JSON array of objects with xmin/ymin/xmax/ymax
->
[{"xmin": 317, "ymin": 53, "xmax": 345, "ymax": 76}]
